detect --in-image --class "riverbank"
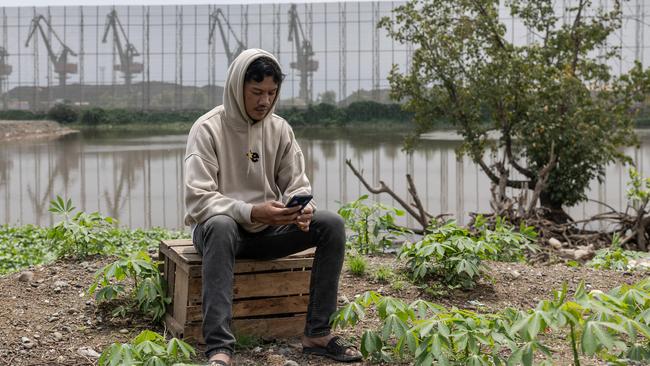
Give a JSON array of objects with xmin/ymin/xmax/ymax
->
[{"xmin": 0, "ymin": 120, "xmax": 78, "ymax": 141}]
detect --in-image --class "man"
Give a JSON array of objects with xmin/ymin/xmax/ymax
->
[{"xmin": 184, "ymin": 49, "xmax": 362, "ymax": 366}]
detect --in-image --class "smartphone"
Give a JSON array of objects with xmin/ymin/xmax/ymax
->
[{"xmin": 286, "ymin": 194, "xmax": 313, "ymax": 210}]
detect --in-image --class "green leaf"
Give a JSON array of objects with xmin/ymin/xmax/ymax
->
[{"xmin": 360, "ymin": 330, "xmax": 381, "ymax": 357}]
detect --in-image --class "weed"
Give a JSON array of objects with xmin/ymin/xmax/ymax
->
[
  {"xmin": 347, "ymin": 255, "xmax": 367, "ymax": 277},
  {"xmin": 373, "ymin": 265, "xmax": 394, "ymax": 283}
]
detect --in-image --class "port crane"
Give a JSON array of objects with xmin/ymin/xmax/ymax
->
[
  {"xmin": 288, "ymin": 4, "xmax": 318, "ymax": 103},
  {"xmin": 208, "ymin": 8, "xmax": 246, "ymax": 65},
  {"xmin": 102, "ymin": 9, "xmax": 143, "ymax": 87},
  {"xmin": 25, "ymin": 15, "xmax": 77, "ymax": 86}
]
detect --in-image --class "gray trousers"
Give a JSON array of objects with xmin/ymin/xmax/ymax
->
[{"xmin": 192, "ymin": 210, "xmax": 346, "ymax": 359}]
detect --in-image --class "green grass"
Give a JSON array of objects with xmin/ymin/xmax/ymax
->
[{"xmin": 346, "ymin": 255, "xmax": 368, "ymax": 277}]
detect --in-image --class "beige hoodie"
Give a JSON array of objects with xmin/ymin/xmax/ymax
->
[{"xmin": 184, "ymin": 49, "xmax": 315, "ymax": 233}]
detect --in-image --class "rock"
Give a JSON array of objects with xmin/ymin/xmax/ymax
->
[
  {"xmin": 509, "ymin": 270, "xmax": 521, "ymax": 279},
  {"xmin": 548, "ymin": 238, "xmax": 562, "ymax": 250},
  {"xmin": 53, "ymin": 287, "xmax": 61, "ymax": 293},
  {"xmin": 573, "ymin": 249, "xmax": 595, "ymax": 261},
  {"xmin": 21, "ymin": 337, "xmax": 34, "ymax": 349},
  {"xmin": 48, "ymin": 316, "xmax": 59, "ymax": 322},
  {"xmin": 77, "ymin": 347, "xmax": 100, "ymax": 358},
  {"xmin": 67, "ymin": 308, "xmax": 77, "ymax": 314},
  {"xmin": 18, "ymin": 271, "xmax": 34, "ymax": 282},
  {"xmin": 119, "ymin": 329, "xmax": 129, "ymax": 334},
  {"xmin": 61, "ymin": 326, "xmax": 72, "ymax": 333},
  {"xmin": 629, "ymin": 258, "xmax": 650, "ymax": 270},
  {"xmin": 53, "ymin": 280, "xmax": 69, "ymax": 288},
  {"xmin": 53, "ymin": 332, "xmax": 63, "ymax": 341},
  {"xmin": 278, "ymin": 347, "xmax": 292, "ymax": 356},
  {"xmin": 284, "ymin": 361, "xmax": 299, "ymax": 366}
]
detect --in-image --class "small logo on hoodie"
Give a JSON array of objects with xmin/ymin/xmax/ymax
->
[{"xmin": 246, "ymin": 150, "xmax": 260, "ymax": 163}]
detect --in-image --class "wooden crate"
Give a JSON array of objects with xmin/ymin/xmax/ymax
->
[{"xmin": 159, "ymin": 239, "xmax": 314, "ymax": 343}]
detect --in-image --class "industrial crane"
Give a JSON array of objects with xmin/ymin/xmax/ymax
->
[
  {"xmin": 288, "ymin": 3, "xmax": 318, "ymax": 103},
  {"xmin": 102, "ymin": 9, "xmax": 143, "ymax": 87},
  {"xmin": 25, "ymin": 15, "xmax": 77, "ymax": 87},
  {"xmin": 208, "ymin": 8, "xmax": 246, "ymax": 66}
]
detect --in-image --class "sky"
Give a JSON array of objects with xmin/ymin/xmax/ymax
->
[{"xmin": 0, "ymin": 0, "xmax": 370, "ymax": 6}]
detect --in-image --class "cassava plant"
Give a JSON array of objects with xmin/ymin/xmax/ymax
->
[
  {"xmin": 330, "ymin": 278, "xmax": 650, "ymax": 365},
  {"xmin": 399, "ymin": 219, "xmax": 536, "ymax": 289},
  {"xmin": 338, "ymin": 194, "xmax": 408, "ymax": 254},
  {"xmin": 48, "ymin": 195, "xmax": 116, "ymax": 258},
  {"xmin": 89, "ymin": 251, "xmax": 170, "ymax": 322},
  {"xmin": 99, "ymin": 330, "xmax": 197, "ymax": 366}
]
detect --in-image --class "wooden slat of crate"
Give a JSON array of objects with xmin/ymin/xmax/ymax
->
[
  {"xmin": 172, "ymin": 266, "xmax": 190, "ymax": 326},
  {"xmin": 159, "ymin": 240, "xmax": 314, "ymax": 275},
  {"xmin": 187, "ymin": 270, "xmax": 311, "ymax": 303},
  {"xmin": 184, "ymin": 295, "xmax": 310, "ymax": 322},
  {"xmin": 233, "ymin": 314, "xmax": 307, "ymax": 339},
  {"xmin": 167, "ymin": 314, "xmax": 307, "ymax": 343}
]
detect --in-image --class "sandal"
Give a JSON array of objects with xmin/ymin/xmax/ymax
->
[{"xmin": 303, "ymin": 335, "xmax": 363, "ymax": 362}]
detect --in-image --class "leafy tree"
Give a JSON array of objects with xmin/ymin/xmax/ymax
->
[{"xmin": 380, "ymin": 0, "xmax": 650, "ymax": 220}]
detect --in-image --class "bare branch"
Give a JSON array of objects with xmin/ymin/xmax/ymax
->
[
  {"xmin": 570, "ymin": 0, "xmax": 587, "ymax": 74},
  {"xmin": 504, "ymin": 131, "xmax": 535, "ymax": 178},
  {"xmin": 526, "ymin": 142, "xmax": 557, "ymax": 216},
  {"xmin": 477, "ymin": 157, "xmax": 532, "ymax": 189},
  {"xmin": 345, "ymin": 159, "xmax": 428, "ymax": 230},
  {"xmin": 406, "ymin": 174, "xmax": 429, "ymax": 228}
]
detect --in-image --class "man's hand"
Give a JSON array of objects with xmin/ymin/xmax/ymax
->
[
  {"xmin": 251, "ymin": 201, "xmax": 302, "ymax": 226},
  {"xmin": 295, "ymin": 205, "xmax": 313, "ymax": 232}
]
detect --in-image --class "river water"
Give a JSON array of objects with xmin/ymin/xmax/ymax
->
[{"xmin": 1, "ymin": 127, "xmax": 648, "ymax": 229}]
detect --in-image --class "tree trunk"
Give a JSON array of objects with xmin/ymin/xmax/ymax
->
[{"xmin": 539, "ymin": 190, "xmax": 573, "ymax": 224}]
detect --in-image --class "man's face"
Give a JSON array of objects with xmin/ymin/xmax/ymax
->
[{"xmin": 243, "ymin": 76, "xmax": 278, "ymax": 121}]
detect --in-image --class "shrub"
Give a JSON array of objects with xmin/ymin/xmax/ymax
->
[
  {"xmin": 80, "ymin": 107, "xmax": 108, "ymax": 126},
  {"xmin": 47, "ymin": 103, "xmax": 79, "ymax": 124},
  {"xmin": 0, "ymin": 110, "xmax": 47, "ymax": 120}
]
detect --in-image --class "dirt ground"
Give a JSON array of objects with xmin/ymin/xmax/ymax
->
[
  {"xmin": 0, "ymin": 254, "xmax": 645, "ymax": 366},
  {"xmin": 0, "ymin": 120, "xmax": 78, "ymax": 141}
]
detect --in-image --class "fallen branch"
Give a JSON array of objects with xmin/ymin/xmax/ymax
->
[{"xmin": 346, "ymin": 159, "xmax": 430, "ymax": 231}]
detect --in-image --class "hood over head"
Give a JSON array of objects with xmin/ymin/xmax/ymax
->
[{"xmin": 223, "ymin": 48, "xmax": 282, "ymax": 128}]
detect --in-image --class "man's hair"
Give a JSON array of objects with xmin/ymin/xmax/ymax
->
[{"xmin": 244, "ymin": 57, "xmax": 285, "ymax": 85}]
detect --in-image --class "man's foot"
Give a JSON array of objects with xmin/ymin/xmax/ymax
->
[
  {"xmin": 302, "ymin": 334, "xmax": 362, "ymax": 362},
  {"xmin": 208, "ymin": 352, "xmax": 231, "ymax": 366}
]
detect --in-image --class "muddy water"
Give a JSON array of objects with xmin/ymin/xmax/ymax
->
[{"xmin": 1, "ymin": 128, "xmax": 648, "ymax": 229}]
